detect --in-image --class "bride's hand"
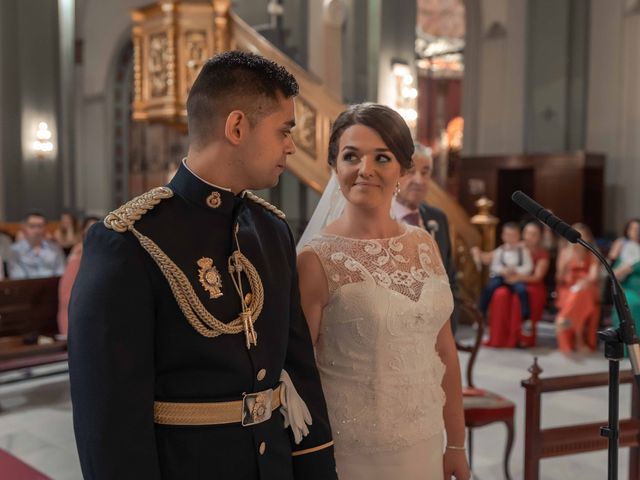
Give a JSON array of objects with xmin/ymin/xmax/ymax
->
[{"xmin": 443, "ymin": 449, "xmax": 471, "ymax": 479}]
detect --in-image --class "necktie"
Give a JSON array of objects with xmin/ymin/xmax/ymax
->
[{"xmin": 402, "ymin": 211, "xmax": 421, "ymax": 226}]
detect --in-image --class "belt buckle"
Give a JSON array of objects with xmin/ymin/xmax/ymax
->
[{"xmin": 241, "ymin": 388, "xmax": 273, "ymax": 427}]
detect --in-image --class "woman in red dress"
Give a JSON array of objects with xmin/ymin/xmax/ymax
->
[
  {"xmin": 485, "ymin": 221, "xmax": 550, "ymax": 348},
  {"xmin": 555, "ymin": 223, "xmax": 600, "ymax": 353}
]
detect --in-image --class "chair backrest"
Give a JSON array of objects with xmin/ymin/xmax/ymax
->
[
  {"xmin": 455, "ymin": 298, "xmax": 485, "ymax": 389},
  {"xmin": 0, "ymin": 277, "xmax": 60, "ymax": 337}
]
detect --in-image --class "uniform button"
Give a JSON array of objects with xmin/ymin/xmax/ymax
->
[
  {"xmin": 244, "ymin": 292, "xmax": 253, "ymax": 306},
  {"xmin": 259, "ymin": 442, "xmax": 266, "ymax": 455},
  {"xmin": 256, "ymin": 368, "xmax": 266, "ymax": 381}
]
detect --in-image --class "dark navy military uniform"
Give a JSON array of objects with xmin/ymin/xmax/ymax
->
[{"xmin": 69, "ymin": 162, "xmax": 337, "ymax": 479}]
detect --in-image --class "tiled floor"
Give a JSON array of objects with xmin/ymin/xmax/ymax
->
[{"xmin": 0, "ymin": 329, "xmax": 634, "ymax": 479}]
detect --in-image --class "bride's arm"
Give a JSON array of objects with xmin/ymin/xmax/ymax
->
[
  {"xmin": 297, "ymin": 249, "xmax": 329, "ymax": 345},
  {"xmin": 437, "ymin": 321, "xmax": 471, "ymax": 479}
]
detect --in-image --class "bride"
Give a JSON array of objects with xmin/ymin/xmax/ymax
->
[{"xmin": 296, "ymin": 103, "xmax": 470, "ymax": 480}]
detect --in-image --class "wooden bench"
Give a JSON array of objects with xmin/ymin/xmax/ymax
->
[
  {"xmin": 0, "ymin": 277, "xmax": 67, "ymax": 385},
  {"xmin": 521, "ymin": 358, "xmax": 640, "ymax": 479}
]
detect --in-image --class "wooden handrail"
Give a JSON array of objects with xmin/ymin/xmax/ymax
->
[{"xmin": 521, "ymin": 358, "xmax": 640, "ymax": 479}]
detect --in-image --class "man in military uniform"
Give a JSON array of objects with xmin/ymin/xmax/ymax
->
[
  {"xmin": 392, "ymin": 143, "xmax": 460, "ymax": 331},
  {"xmin": 69, "ymin": 51, "xmax": 337, "ymax": 479}
]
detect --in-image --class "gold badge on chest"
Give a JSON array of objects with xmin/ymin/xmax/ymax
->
[{"xmin": 197, "ymin": 257, "xmax": 223, "ymax": 299}]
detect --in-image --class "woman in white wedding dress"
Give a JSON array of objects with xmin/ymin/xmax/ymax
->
[{"xmin": 297, "ymin": 103, "xmax": 470, "ymax": 480}]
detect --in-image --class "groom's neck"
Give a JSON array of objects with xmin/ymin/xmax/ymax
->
[{"xmin": 186, "ymin": 145, "xmax": 245, "ymax": 194}]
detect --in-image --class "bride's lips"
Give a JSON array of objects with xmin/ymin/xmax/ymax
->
[{"xmin": 353, "ymin": 182, "xmax": 380, "ymax": 188}]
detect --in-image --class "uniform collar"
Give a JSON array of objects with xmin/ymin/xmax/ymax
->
[{"xmin": 168, "ymin": 161, "xmax": 242, "ymax": 216}]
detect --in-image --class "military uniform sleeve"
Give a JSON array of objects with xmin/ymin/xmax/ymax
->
[
  {"xmin": 68, "ymin": 224, "xmax": 161, "ymax": 480},
  {"xmin": 283, "ymin": 229, "xmax": 338, "ymax": 479}
]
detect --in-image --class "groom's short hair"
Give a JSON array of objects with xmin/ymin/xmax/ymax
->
[{"xmin": 186, "ymin": 51, "xmax": 299, "ymax": 148}]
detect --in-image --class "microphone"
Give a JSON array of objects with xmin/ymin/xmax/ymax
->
[
  {"xmin": 511, "ymin": 190, "xmax": 581, "ymax": 243},
  {"xmin": 511, "ymin": 191, "xmax": 640, "ymax": 387}
]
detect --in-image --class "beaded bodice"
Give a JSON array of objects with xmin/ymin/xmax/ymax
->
[{"xmin": 305, "ymin": 225, "xmax": 452, "ymax": 454}]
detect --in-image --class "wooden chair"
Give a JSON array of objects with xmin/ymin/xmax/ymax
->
[{"xmin": 456, "ymin": 299, "xmax": 515, "ymax": 480}]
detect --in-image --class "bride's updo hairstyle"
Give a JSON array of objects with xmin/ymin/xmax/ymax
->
[{"xmin": 327, "ymin": 103, "xmax": 414, "ymax": 170}]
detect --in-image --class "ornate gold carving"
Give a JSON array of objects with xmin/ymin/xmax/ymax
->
[
  {"xmin": 133, "ymin": 34, "xmax": 142, "ymax": 104},
  {"xmin": 197, "ymin": 257, "xmax": 223, "ymax": 299},
  {"xmin": 292, "ymin": 98, "xmax": 317, "ymax": 157},
  {"xmin": 213, "ymin": 0, "xmax": 231, "ymax": 53},
  {"xmin": 104, "ymin": 187, "xmax": 174, "ymax": 233},
  {"xmin": 244, "ymin": 191, "xmax": 286, "ymax": 219},
  {"xmin": 184, "ymin": 30, "xmax": 208, "ymax": 97},
  {"xmin": 206, "ymin": 191, "xmax": 222, "ymax": 208},
  {"xmin": 149, "ymin": 33, "xmax": 170, "ymax": 98}
]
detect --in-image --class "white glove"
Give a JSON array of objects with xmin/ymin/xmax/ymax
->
[{"xmin": 279, "ymin": 369, "xmax": 312, "ymax": 444}]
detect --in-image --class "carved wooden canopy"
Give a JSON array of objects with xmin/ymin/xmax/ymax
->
[{"xmin": 130, "ymin": 0, "xmax": 231, "ymax": 123}]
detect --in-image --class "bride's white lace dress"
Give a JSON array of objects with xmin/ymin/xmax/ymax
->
[{"xmin": 305, "ymin": 225, "xmax": 453, "ymax": 479}]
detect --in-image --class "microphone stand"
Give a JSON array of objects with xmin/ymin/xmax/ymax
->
[{"xmin": 577, "ymin": 238, "xmax": 633, "ymax": 480}]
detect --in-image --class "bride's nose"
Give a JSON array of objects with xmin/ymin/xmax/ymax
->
[{"xmin": 358, "ymin": 155, "xmax": 376, "ymax": 178}]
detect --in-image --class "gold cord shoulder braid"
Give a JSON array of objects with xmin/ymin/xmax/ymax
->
[
  {"xmin": 104, "ymin": 186, "xmax": 174, "ymax": 233},
  {"xmin": 244, "ymin": 191, "xmax": 286, "ymax": 219},
  {"xmin": 104, "ymin": 187, "xmax": 265, "ymax": 347}
]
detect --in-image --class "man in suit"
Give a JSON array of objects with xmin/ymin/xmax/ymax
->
[
  {"xmin": 69, "ymin": 51, "xmax": 337, "ymax": 480},
  {"xmin": 392, "ymin": 143, "xmax": 460, "ymax": 331}
]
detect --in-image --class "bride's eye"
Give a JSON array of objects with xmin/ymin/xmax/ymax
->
[
  {"xmin": 343, "ymin": 152, "xmax": 358, "ymax": 162},
  {"xmin": 376, "ymin": 154, "xmax": 392, "ymax": 163}
]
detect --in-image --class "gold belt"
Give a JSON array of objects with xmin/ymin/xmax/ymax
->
[{"xmin": 154, "ymin": 385, "xmax": 282, "ymax": 427}]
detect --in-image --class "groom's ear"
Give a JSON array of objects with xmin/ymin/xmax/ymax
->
[{"xmin": 224, "ymin": 110, "xmax": 248, "ymax": 145}]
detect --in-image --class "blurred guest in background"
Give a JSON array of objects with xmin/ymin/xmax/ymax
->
[
  {"xmin": 54, "ymin": 211, "xmax": 81, "ymax": 257},
  {"xmin": 555, "ymin": 223, "xmax": 600, "ymax": 353},
  {"xmin": 7, "ymin": 211, "xmax": 65, "ymax": 280}
]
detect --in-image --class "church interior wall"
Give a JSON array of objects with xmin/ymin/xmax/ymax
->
[
  {"xmin": 587, "ymin": 0, "xmax": 640, "ymax": 233},
  {"xmin": 1, "ymin": 0, "xmax": 640, "ymax": 232},
  {"xmin": 0, "ymin": 0, "xmax": 62, "ymax": 222}
]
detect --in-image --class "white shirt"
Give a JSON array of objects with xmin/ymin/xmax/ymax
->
[{"xmin": 489, "ymin": 244, "xmax": 533, "ymax": 277}]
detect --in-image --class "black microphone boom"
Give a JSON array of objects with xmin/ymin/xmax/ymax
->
[{"xmin": 511, "ymin": 191, "xmax": 581, "ymax": 243}]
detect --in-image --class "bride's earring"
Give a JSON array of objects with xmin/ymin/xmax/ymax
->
[{"xmin": 394, "ymin": 182, "xmax": 401, "ymax": 197}]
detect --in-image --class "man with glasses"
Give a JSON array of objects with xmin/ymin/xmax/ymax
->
[{"xmin": 7, "ymin": 211, "xmax": 65, "ymax": 279}]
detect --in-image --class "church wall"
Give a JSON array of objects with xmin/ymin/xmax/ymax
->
[
  {"xmin": 464, "ymin": 0, "xmax": 527, "ymax": 156},
  {"xmin": 587, "ymin": 1, "xmax": 640, "ymax": 233},
  {"xmin": 75, "ymin": 0, "xmax": 149, "ymax": 217},
  {"xmin": 0, "ymin": 0, "xmax": 62, "ymax": 221}
]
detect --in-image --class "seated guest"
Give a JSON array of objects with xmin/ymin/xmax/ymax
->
[
  {"xmin": 555, "ymin": 223, "xmax": 600, "ymax": 353},
  {"xmin": 611, "ymin": 219, "xmax": 640, "ymax": 356},
  {"xmin": 475, "ymin": 222, "xmax": 533, "ymax": 324},
  {"xmin": 7, "ymin": 211, "xmax": 65, "ymax": 279},
  {"xmin": 57, "ymin": 216, "xmax": 99, "ymax": 337},
  {"xmin": 53, "ymin": 211, "xmax": 80, "ymax": 257},
  {"xmin": 485, "ymin": 221, "xmax": 550, "ymax": 348}
]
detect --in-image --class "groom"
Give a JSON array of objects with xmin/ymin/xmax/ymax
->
[{"xmin": 69, "ymin": 51, "xmax": 337, "ymax": 479}]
